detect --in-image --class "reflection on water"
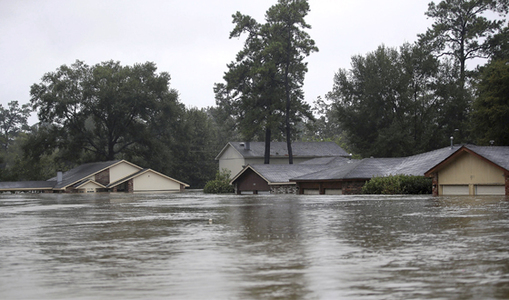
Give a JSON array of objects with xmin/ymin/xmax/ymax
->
[{"xmin": 1, "ymin": 193, "xmax": 509, "ymax": 299}]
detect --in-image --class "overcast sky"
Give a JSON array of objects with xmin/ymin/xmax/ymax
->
[{"xmin": 0, "ymin": 0, "xmax": 433, "ymax": 123}]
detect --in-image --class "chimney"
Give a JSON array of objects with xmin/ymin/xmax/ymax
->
[
  {"xmin": 57, "ymin": 171, "xmax": 63, "ymax": 184},
  {"xmin": 245, "ymin": 141, "xmax": 250, "ymax": 151}
]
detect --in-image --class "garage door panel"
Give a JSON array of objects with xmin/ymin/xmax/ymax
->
[
  {"xmin": 325, "ymin": 189, "xmax": 342, "ymax": 195},
  {"xmin": 476, "ymin": 185, "xmax": 505, "ymax": 195},
  {"xmin": 442, "ymin": 185, "xmax": 469, "ymax": 195},
  {"xmin": 303, "ymin": 189, "xmax": 319, "ymax": 195}
]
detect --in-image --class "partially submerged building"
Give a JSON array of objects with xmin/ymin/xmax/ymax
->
[
  {"xmin": 216, "ymin": 141, "xmax": 350, "ymax": 177},
  {"xmin": 0, "ymin": 160, "xmax": 189, "ymax": 193},
  {"xmin": 230, "ymin": 145, "xmax": 509, "ymax": 196},
  {"xmin": 425, "ymin": 145, "xmax": 509, "ymax": 196}
]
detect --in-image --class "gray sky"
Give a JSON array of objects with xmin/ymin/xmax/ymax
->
[{"xmin": 0, "ymin": 0, "xmax": 433, "ymax": 123}]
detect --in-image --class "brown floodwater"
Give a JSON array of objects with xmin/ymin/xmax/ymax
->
[{"xmin": 1, "ymin": 193, "xmax": 509, "ymax": 299}]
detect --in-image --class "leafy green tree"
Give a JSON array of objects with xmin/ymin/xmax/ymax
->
[
  {"xmin": 329, "ymin": 44, "xmax": 459, "ymax": 158},
  {"xmin": 419, "ymin": 0, "xmax": 508, "ymax": 85},
  {"xmin": 0, "ymin": 101, "xmax": 31, "ymax": 151},
  {"xmin": 472, "ymin": 59, "xmax": 509, "ymax": 145},
  {"xmin": 418, "ymin": 0, "xmax": 509, "ymax": 142},
  {"xmin": 263, "ymin": 0, "xmax": 318, "ymax": 164},
  {"xmin": 216, "ymin": 0, "xmax": 316, "ymax": 164},
  {"xmin": 30, "ymin": 60, "xmax": 182, "ymax": 163},
  {"xmin": 329, "ymin": 46, "xmax": 411, "ymax": 157},
  {"xmin": 172, "ymin": 108, "xmax": 219, "ymax": 188}
]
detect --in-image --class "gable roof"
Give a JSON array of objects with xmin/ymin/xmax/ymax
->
[
  {"xmin": 292, "ymin": 145, "xmax": 509, "ymax": 182},
  {"xmin": 292, "ymin": 146, "xmax": 459, "ymax": 181},
  {"xmin": 215, "ymin": 142, "xmax": 349, "ymax": 160},
  {"xmin": 73, "ymin": 179, "xmax": 106, "ymax": 189},
  {"xmin": 424, "ymin": 145, "xmax": 509, "ymax": 176},
  {"xmin": 107, "ymin": 168, "xmax": 190, "ymax": 188},
  {"xmin": 47, "ymin": 160, "xmax": 141, "ymax": 190},
  {"xmin": 231, "ymin": 157, "xmax": 353, "ymax": 185}
]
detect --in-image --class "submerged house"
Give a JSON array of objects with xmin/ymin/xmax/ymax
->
[
  {"xmin": 0, "ymin": 160, "xmax": 189, "ymax": 193},
  {"xmin": 230, "ymin": 157, "xmax": 352, "ymax": 194},
  {"xmin": 231, "ymin": 145, "xmax": 509, "ymax": 196},
  {"xmin": 425, "ymin": 145, "xmax": 509, "ymax": 196},
  {"xmin": 216, "ymin": 141, "xmax": 350, "ymax": 178}
]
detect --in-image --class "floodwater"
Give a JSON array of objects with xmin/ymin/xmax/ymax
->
[{"xmin": 1, "ymin": 193, "xmax": 509, "ymax": 300}]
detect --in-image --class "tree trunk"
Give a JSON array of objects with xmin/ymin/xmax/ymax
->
[
  {"xmin": 284, "ymin": 27, "xmax": 293, "ymax": 164},
  {"xmin": 264, "ymin": 127, "xmax": 271, "ymax": 164}
]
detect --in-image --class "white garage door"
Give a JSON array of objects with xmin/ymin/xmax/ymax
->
[
  {"xmin": 476, "ymin": 185, "xmax": 505, "ymax": 195},
  {"xmin": 303, "ymin": 189, "xmax": 320, "ymax": 195},
  {"xmin": 325, "ymin": 189, "xmax": 342, "ymax": 195},
  {"xmin": 442, "ymin": 185, "xmax": 469, "ymax": 195}
]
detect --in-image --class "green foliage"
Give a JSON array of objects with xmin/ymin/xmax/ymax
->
[
  {"xmin": 0, "ymin": 101, "xmax": 31, "ymax": 151},
  {"xmin": 30, "ymin": 60, "xmax": 182, "ymax": 162},
  {"xmin": 215, "ymin": 0, "xmax": 317, "ymax": 163},
  {"xmin": 472, "ymin": 59, "xmax": 509, "ymax": 145},
  {"xmin": 362, "ymin": 175, "xmax": 432, "ymax": 195},
  {"xmin": 328, "ymin": 44, "xmax": 458, "ymax": 158},
  {"xmin": 203, "ymin": 169, "xmax": 234, "ymax": 194},
  {"xmin": 419, "ymin": 0, "xmax": 508, "ymax": 83},
  {"xmin": 19, "ymin": 60, "xmax": 220, "ymax": 186}
]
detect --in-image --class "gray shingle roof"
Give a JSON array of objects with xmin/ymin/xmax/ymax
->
[
  {"xmin": 249, "ymin": 164, "xmax": 334, "ymax": 184},
  {"xmin": 0, "ymin": 181, "xmax": 56, "ymax": 190},
  {"xmin": 292, "ymin": 145, "xmax": 509, "ymax": 181},
  {"xmin": 217, "ymin": 141, "xmax": 349, "ymax": 160},
  {"xmin": 463, "ymin": 145, "xmax": 509, "ymax": 171},
  {"xmin": 47, "ymin": 160, "xmax": 125, "ymax": 189}
]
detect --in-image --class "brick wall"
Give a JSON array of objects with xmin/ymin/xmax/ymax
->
[
  {"xmin": 342, "ymin": 180, "xmax": 366, "ymax": 195},
  {"xmin": 506, "ymin": 174, "xmax": 509, "ymax": 196},
  {"xmin": 431, "ymin": 173, "xmax": 439, "ymax": 197},
  {"xmin": 127, "ymin": 179, "xmax": 134, "ymax": 193},
  {"xmin": 270, "ymin": 185, "xmax": 298, "ymax": 194},
  {"xmin": 95, "ymin": 169, "xmax": 110, "ymax": 186}
]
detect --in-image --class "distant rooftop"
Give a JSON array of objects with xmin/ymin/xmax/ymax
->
[{"xmin": 217, "ymin": 141, "xmax": 349, "ymax": 160}]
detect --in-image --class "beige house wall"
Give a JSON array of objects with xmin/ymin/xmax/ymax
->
[
  {"xmin": 438, "ymin": 152, "xmax": 505, "ymax": 195},
  {"xmin": 218, "ymin": 146, "xmax": 246, "ymax": 178},
  {"xmin": 109, "ymin": 162, "xmax": 141, "ymax": 183},
  {"xmin": 77, "ymin": 182, "xmax": 103, "ymax": 193},
  {"xmin": 133, "ymin": 170, "xmax": 181, "ymax": 192},
  {"xmin": 219, "ymin": 144, "xmax": 318, "ymax": 178}
]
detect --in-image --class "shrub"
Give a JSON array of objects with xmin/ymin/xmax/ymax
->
[
  {"xmin": 362, "ymin": 175, "xmax": 432, "ymax": 194},
  {"xmin": 203, "ymin": 169, "xmax": 235, "ymax": 194}
]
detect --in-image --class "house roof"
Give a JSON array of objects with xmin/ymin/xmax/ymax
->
[
  {"xmin": 107, "ymin": 168, "xmax": 190, "ymax": 188},
  {"xmin": 425, "ymin": 145, "xmax": 509, "ymax": 176},
  {"xmin": 0, "ymin": 181, "xmax": 56, "ymax": 191},
  {"xmin": 230, "ymin": 157, "xmax": 353, "ymax": 185},
  {"xmin": 73, "ymin": 179, "xmax": 106, "ymax": 189},
  {"xmin": 47, "ymin": 160, "xmax": 138, "ymax": 190},
  {"xmin": 292, "ymin": 146, "xmax": 459, "ymax": 181},
  {"xmin": 215, "ymin": 141, "xmax": 349, "ymax": 160},
  {"xmin": 0, "ymin": 159, "xmax": 189, "ymax": 193}
]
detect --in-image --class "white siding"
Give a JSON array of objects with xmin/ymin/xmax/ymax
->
[
  {"xmin": 133, "ymin": 170, "xmax": 181, "ymax": 192},
  {"xmin": 218, "ymin": 146, "xmax": 245, "ymax": 178},
  {"xmin": 77, "ymin": 182, "xmax": 102, "ymax": 193},
  {"xmin": 110, "ymin": 162, "xmax": 142, "ymax": 183}
]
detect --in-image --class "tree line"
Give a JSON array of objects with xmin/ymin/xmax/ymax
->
[{"xmin": 1, "ymin": 0, "xmax": 508, "ymax": 187}]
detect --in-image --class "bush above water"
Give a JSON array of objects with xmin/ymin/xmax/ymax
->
[
  {"xmin": 203, "ymin": 169, "xmax": 235, "ymax": 194},
  {"xmin": 362, "ymin": 175, "xmax": 432, "ymax": 194}
]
